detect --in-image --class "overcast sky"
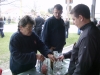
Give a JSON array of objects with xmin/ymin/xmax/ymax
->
[
  {"xmin": 1, "ymin": 0, "xmax": 100, "ymax": 18},
  {"xmin": 1, "ymin": 0, "xmax": 99, "ymax": 12}
]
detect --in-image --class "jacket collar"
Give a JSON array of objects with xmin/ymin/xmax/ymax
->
[
  {"xmin": 52, "ymin": 16, "xmax": 61, "ymax": 20},
  {"xmin": 80, "ymin": 22, "xmax": 94, "ymax": 31}
]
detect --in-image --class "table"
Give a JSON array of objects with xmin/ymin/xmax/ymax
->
[
  {"xmin": 18, "ymin": 68, "xmax": 44, "ymax": 75},
  {"xmin": 17, "ymin": 59, "xmax": 70, "ymax": 75},
  {"xmin": 43, "ymin": 58, "xmax": 70, "ymax": 75}
]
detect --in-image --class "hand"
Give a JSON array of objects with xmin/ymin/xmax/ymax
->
[
  {"xmin": 50, "ymin": 47, "xmax": 56, "ymax": 51},
  {"xmin": 58, "ymin": 55, "xmax": 64, "ymax": 61},
  {"xmin": 47, "ymin": 54, "xmax": 55, "ymax": 62},
  {"xmin": 41, "ymin": 64, "xmax": 47, "ymax": 74},
  {"xmin": 36, "ymin": 54, "xmax": 45, "ymax": 62}
]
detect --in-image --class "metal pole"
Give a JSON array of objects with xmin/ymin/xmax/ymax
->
[
  {"xmin": 0, "ymin": 0, "xmax": 1, "ymax": 17},
  {"xmin": 91, "ymin": 0, "xmax": 96, "ymax": 21},
  {"xmin": 67, "ymin": 0, "xmax": 70, "ymax": 18}
]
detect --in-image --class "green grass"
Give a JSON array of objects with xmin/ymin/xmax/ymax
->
[
  {"xmin": 0, "ymin": 32, "xmax": 79, "ymax": 65},
  {"xmin": 0, "ymin": 32, "xmax": 13, "ymax": 65},
  {"xmin": 65, "ymin": 33, "xmax": 79, "ymax": 46}
]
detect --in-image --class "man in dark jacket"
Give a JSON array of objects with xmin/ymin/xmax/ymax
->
[
  {"xmin": 9, "ymin": 15, "xmax": 55, "ymax": 75},
  {"xmin": 64, "ymin": 18, "xmax": 70, "ymax": 38},
  {"xmin": 0, "ymin": 17, "xmax": 5, "ymax": 38},
  {"xmin": 34, "ymin": 15, "xmax": 45, "ymax": 38},
  {"xmin": 59, "ymin": 4, "xmax": 100, "ymax": 75},
  {"xmin": 41, "ymin": 4, "xmax": 66, "ymax": 53}
]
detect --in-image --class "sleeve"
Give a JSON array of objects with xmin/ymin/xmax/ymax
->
[
  {"xmin": 73, "ymin": 36, "xmax": 96, "ymax": 75},
  {"xmin": 35, "ymin": 34, "xmax": 53, "ymax": 58},
  {"xmin": 63, "ymin": 50, "xmax": 72, "ymax": 58},
  {"xmin": 9, "ymin": 35, "xmax": 37, "ymax": 65},
  {"xmin": 41, "ymin": 19, "xmax": 51, "ymax": 49}
]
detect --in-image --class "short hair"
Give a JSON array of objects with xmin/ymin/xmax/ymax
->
[
  {"xmin": 18, "ymin": 15, "xmax": 35, "ymax": 27},
  {"xmin": 70, "ymin": 4, "xmax": 90, "ymax": 19},
  {"xmin": 53, "ymin": 4, "xmax": 63, "ymax": 10}
]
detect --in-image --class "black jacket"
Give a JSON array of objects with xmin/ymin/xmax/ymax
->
[
  {"xmin": 64, "ymin": 22, "xmax": 100, "ymax": 75},
  {"xmin": 41, "ymin": 16, "xmax": 66, "ymax": 52},
  {"xmin": 34, "ymin": 16, "xmax": 44, "ymax": 30},
  {"xmin": 64, "ymin": 20, "xmax": 70, "ymax": 30},
  {"xmin": 0, "ymin": 21, "xmax": 4, "ymax": 29}
]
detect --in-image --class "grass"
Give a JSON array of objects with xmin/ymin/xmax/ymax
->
[
  {"xmin": 0, "ymin": 32, "xmax": 79, "ymax": 69},
  {"xmin": 0, "ymin": 32, "xmax": 13, "ymax": 65},
  {"xmin": 65, "ymin": 33, "xmax": 79, "ymax": 46}
]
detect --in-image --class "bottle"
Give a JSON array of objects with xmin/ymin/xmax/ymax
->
[{"xmin": 36, "ymin": 60, "xmax": 41, "ymax": 73}]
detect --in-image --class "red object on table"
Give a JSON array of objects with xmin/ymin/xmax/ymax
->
[{"xmin": 0, "ymin": 68, "xmax": 2, "ymax": 75}]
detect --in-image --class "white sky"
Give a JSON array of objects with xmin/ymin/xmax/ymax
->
[
  {"xmin": 1, "ymin": 0, "xmax": 100, "ymax": 12},
  {"xmin": 1, "ymin": 0, "xmax": 100, "ymax": 18}
]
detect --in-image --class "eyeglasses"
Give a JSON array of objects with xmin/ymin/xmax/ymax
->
[{"xmin": 24, "ymin": 25, "xmax": 34, "ymax": 30}]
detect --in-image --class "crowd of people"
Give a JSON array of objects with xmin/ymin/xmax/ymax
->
[{"xmin": 0, "ymin": 3, "xmax": 100, "ymax": 75}]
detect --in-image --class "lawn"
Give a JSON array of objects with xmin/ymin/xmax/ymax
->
[
  {"xmin": 0, "ymin": 32, "xmax": 13, "ymax": 70},
  {"xmin": 65, "ymin": 33, "xmax": 79, "ymax": 46},
  {"xmin": 0, "ymin": 32, "xmax": 79, "ymax": 70}
]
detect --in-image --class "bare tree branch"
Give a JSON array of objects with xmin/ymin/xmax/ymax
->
[{"xmin": 0, "ymin": 0, "xmax": 20, "ymax": 5}]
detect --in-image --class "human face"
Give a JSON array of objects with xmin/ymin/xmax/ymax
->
[
  {"xmin": 19, "ymin": 24, "xmax": 33, "ymax": 36},
  {"xmin": 71, "ymin": 14, "xmax": 82, "ymax": 28},
  {"xmin": 53, "ymin": 8, "xmax": 62, "ymax": 19}
]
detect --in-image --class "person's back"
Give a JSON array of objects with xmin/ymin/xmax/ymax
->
[
  {"xmin": 35, "ymin": 16, "xmax": 44, "ymax": 28},
  {"xmin": 0, "ymin": 21, "xmax": 4, "ymax": 28},
  {"xmin": 64, "ymin": 18, "xmax": 70, "ymax": 38},
  {"xmin": 34, "ymin": 16, "xmax": 44, "ymax": 38},
  {"xmin": 0, "ymin": 18, "xmax": 4, "ymax": 28}
]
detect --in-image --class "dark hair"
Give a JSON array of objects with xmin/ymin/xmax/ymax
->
[
  {"xmin": 53, "ymin": 4, "xmax": 63, "ymax": 10},
  {"xmin": 70, "ymin": 4, "xmax": 90, "ymax": 19},
  {"xmin": 18, "ymin": 15, "xmax": 35, "ymax": 27}
]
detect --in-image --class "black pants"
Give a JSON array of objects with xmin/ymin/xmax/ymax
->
[{"xmin": 0, "ymin": 29, "xmax": 4, "ymax": 38}]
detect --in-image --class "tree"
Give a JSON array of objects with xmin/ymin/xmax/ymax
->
[
  {"xmin": 0, "ymin": 0, "xmax": 19, "ymax": 17},
  {"xmin": 48, "ymin": 8, "xmax": 53, "ymax": 14},
  {"xmin": 0, "ymin": 0, "xmax": 7, "ymax": 17}
]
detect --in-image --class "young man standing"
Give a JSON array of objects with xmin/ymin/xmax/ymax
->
[
  {"xmin": 41, "ymin": 4, "xmax": 66, "ymax": 75},
  {"xmin": 59, "ymin": 4, "xmax": 100, "ymax": 75},
  {"xmin": 41, "ymin": 4, "xmax": 66, "ymax": 53}
]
